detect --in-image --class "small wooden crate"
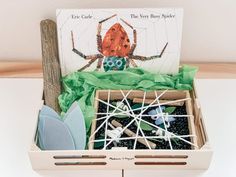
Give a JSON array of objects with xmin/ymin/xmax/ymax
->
[{"xmin": 29, "ymin": 85, "xmax": 212, "ymax": 170}]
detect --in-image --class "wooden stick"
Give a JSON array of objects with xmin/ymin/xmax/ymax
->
[
  {"xmin": 111, "ymin": 120, "xmax": 156, "ymax": 149},
  {"xmin": 40, "ymin": 19, "xmax": 62, "ymax": 113},
  {"xmin": 133, "ymin": 98, "xmax": 184, "ymax": 106}
]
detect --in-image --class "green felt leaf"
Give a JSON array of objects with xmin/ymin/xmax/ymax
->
[
  {"xmin": 159, "ymin": 124, "xmax": 165, "ymax": 129},
  {"xmin": 164, "ymin": 107, "xmax": 176, "ymax": 114},
  {"xmin": 171, "ymin": 138, "xmax": 181, "ymax": 146},
  {"xmin": 131, "ymin": 103, "xmax": 142, "ymax": 109},
  {"xmin": 94, "ymin": 141, "xmax": 104, "ymax": 149},
  {"xmin": 135, "ymin": 121, "xmax": 154, "ymax": 131},
  {"xmin": 131, "ymin": 103, "xmax": 148, "ymax": 110},
  {"xmin": 111, "ymin": 102, "xmax": 117, "ymax": 106}
]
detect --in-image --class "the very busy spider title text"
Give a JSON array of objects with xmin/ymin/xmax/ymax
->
[{"xmin": 71, "ymin": 13, "xmax": 176, "ymax": 20}]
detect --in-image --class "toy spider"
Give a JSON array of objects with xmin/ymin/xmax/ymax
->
[{"xmin": 71, "ymin": 14, "xmax": 168, "ymax": 71}]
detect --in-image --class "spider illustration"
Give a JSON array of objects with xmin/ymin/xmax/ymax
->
[{"xmin": 71, "ymin": 14, "xmax": 168, "ymax": 71}]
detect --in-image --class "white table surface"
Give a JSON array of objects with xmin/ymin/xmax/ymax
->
[{"xmin": 0, "ymin": 78, "xmax": 235, "ymax": 177}]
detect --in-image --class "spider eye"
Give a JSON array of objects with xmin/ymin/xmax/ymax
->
[
  {"xmin": 108, "ymin": 61, "xmax": 114, "ymax": 67},
  {"xmin": 116, "ymin": 60, "xmax": 122, "ymax": 67}
]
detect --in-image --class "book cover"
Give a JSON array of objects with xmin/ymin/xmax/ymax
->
[{"xmin": 57, "ymin": 8, "xmax": 183, "ymax": 76}]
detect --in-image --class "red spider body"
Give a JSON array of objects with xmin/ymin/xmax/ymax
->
[{"xmin": 102, "ymin": 23, "xmax": 131, "ymax": 57}]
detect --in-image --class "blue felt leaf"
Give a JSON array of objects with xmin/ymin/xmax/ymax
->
[
  {"xmin": 38, "ymin": 115, "xmax": 75, "ymax": 150},
  {"xmin": 168, "ymin": 116, "xmax": 176, "ymax": 122},
  {"xmin": 40, "ymin": 105, "xmax": 60, "ymax": 119},
  {"xmin": 154, "ymin": 116, "xmax": 176, "ymax": 125},
  {"xmin": 37, "ymin": 115, "xmax": 45, "ymax": 149},
  {"xmin": 148, "ymin": 106, "xmax": 165, "ymax": 116},
  {"xmin": 64, "ymin": 102, "xmax": 86, "ymax": 150},
  {"xmin": 38, "ymin": 102, "xmax": 86, "ymax": 150},
  {"xmin": 155, "ymin": 117, "xmax": 164, "ymax": 125}
]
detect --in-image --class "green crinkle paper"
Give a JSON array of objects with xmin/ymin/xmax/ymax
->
[{"xmin": 58, "ymin": 65, "xmax": 197, "ymax": 132}]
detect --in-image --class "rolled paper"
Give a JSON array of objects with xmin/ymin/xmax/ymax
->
[{"xmin": 133, "ymin": 98, "xmax": 184, "ymax": 106}]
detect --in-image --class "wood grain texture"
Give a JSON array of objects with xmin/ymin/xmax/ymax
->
[
  {"xmin": 40, "ymin": 19, "xmax": 61, "ymax": 113},
  {"xmin": 0, "ymin": 60, "xmax": 42, "ymax": 77},
  {"xmin": 1, "ymin": 61, "xmax": 236, "ymax": 78},
  {"xmin": 184, "ymin": 62, "xmax": 236, "ymax": 79}
]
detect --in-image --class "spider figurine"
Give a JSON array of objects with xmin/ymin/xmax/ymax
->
[{"xmin": 71, "ymin": 14, "xmax": 168, "ymax": 71}]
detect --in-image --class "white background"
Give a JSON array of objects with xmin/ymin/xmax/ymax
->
[{"xmin": 0, "ymin": 0, "xmax": 236, "ymax": 62}]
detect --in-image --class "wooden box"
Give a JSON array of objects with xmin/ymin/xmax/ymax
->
[{"xmin": 29, "ymin": 85, "xmax": 212, "ymax": 171}]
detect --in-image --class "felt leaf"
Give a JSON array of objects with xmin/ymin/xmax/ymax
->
[
  {"xmin": 171, "ymin": 138, "xmax": 181, "ymax": 146},
  {"xmin": 38, "ymin": 114, "xmax": 75, "ymax": 150},
  {"xmin": 164, "ymin": 107, "xmax": 176, "ymax": 114},
  {"xmin": 148, "ymin": 106, "xmax": 165, "ymax": 116},
  {"xmin": 155, "ymin": 116, "xmax": 175, "ymax": 125},
  {"xmin": 131, "ymin": 103, "xmax": 148, "ymax": 110},
  {"xmin": 158, "ymin": 124, "xmax": 165, "ymax": 129},
  {"xmin": 135, "ymin": 121, "xmax": 154, "ymax": 131},
  {"xmin": 131, "ymin": 103, "xmax": 142, "ymax": 109},
  {"xmin": 155, "ymin": 118, "xmax": 164, "ymax": 125},
  {"xmin": 94, "ymin": 141, "xmax": 105, "ymax": 149},
  {"xmin": 39, "ymin": 103, "xmax": 86, "ymax": 150},
  {"xmin": 64, "ymin": 102, "xmax": 86, "ymax": 150}
]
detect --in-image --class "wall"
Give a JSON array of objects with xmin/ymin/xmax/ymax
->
[{"xmin": 0, "ymin": 0, "xmax": 235, "ymax": 62}]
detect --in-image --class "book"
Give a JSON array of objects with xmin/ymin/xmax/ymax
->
[{"xmin": 57, "ymin": 8, "xmax": 183, "ymax": 76}]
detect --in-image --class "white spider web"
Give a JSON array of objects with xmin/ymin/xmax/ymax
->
[{"xmin": 89, "ymin": 90, "xmax": 198, "ymax": 150}]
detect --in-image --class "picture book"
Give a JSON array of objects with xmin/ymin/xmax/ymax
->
[{"xmin": 57, "ymin": 8, "xmax": 183, "ymax": 76}]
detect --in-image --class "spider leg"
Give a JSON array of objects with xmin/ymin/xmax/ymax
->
[
  {"xmin": 96, "ymin": 58, "xmax": 104, "ymax": 70},
  {"xmin": 78, "ymin": 59, "xmax": 97, "ymax": 71},
  {"xmin": 71, "ymin": 31, "xmax": 104, "ymax": 60},
  {"xmin": 99, "ymin": 14, "xmax": 117, "ymax": 23},
  {"xmin": 127, "ymin": 58, "xmax": 138, "ymax": 67},
  {"xmin": 126, "ymin": 58, "xmax": 130, "ymax": 68},
  {"xmin": 71, "ymin": 31, "xmax": 86, "ymax": 59},
  {"xmin": 130, "ymin": 42, "xmax": 168, "ymax": 61},
  {"xmin": 79, "ymin": 55, "xmax": 104, "ymax": 71},
  {"xmin": 86, "ymin": 54, "xmax": 104, "ymax": 60},
  {"xmin": 79, "ymin": 54, "xmax": 104, "ymax": 71},
  {"xmin": 97, "ymin": 14, "xmax": 117, "ymax": 53},
  {"xmin": 97, "ymin": 24, "xmax": 102, "ymax": 53},
  {"xmin": 120, "ymin": 18, "xmax": 137, "ymax": 55},
  {"xmin": 130, "ymin": 59, "xmax": 138, "ymax": 67}
]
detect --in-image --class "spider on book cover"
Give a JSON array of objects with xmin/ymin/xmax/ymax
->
[{"xmin": 71, "ymin": 14, "xmax": 168, "ymax": 71}]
